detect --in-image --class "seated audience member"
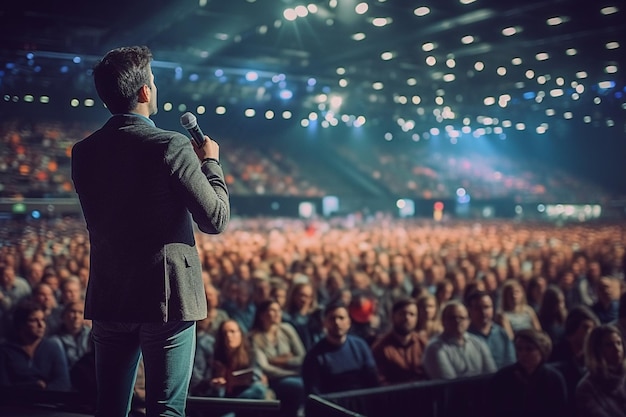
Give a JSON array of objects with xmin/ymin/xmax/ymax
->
[
  {"xmin": 251, "ymin": 299, "xmax": 305, "ymax": 417},
  {"xmin": 189, "ymin": 315, "xmax": 216, "ymax": 396},
  {"xmin": 416, "ymin": 293, "xmax": 442, "ymax": 340},
  {"xmin": 204, "ymin": 283, "xmax": 229, "ymax": 337},
  {"xmin": 491, "ymin": 329, "xmax": 567, "ymax": 417},
  {"xmin": 31, "ymin": 282, "xmax": 63, "ymax": 336},
  {"xmin": 371, "ymin": 297, "xmax": 428, "ymax": 385},
  {"xmin": 423, "ymin": 300, "xmax": 497, "ymax": 380},
  {"xmin": 497, "ymin": 279, "xmax": 541, "ymax": 335},
  {"xmin": 592, "ymin": 276, "xmax": 621, "ymax": 324},
  {"xmin": 49, "ymin": 301, "xmax": 91, "ymax": 370},
  {"xmin": 0, "ymin": 263, "xmax": 32, "ymax": 315},
  {"xmin": 59, "ymin": 276, "xmax": 84, "ymax": 306},
  {"xmin": 221, "ymin": 280, "xmax": 256, "ymax": 332},
  {"xmin": 549, "ymin": 305, "xmax": 600, "ymax": 414},
  {"xmin": 210, "ymin": 319, "xmax": 267, "ymax": 399},
  {"xmin": 0, "ymin": 300, "xmax": 71, "ymax": 390},
  {"xmin": 302, "ymin": 301, "xmax": 379, "ymax": 394},
  {"xmin": 576, "ymin": 324, "xmax": 626, "ymax": 417},
  {"xmin": 466, "ymin": 291, "xmax": 516, "ymax": 369},
  {"xmin": 283, "ymin": 282, "xmax": 324, "ymax": 351},
  {"xmin": 538, "ymin": 285, "xmax": 568, "ymax": 344}
]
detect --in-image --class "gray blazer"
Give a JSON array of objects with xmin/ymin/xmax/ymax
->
[{"xmin": 72, "ymin": 114, "xmax": 229, "ymax": 323}]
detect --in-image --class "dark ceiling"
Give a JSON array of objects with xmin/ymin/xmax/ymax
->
[{"xmin": 0, "ymin": 0, "xmax": 625, "ymax": 139}]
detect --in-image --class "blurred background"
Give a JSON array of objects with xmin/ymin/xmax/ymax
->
[{"xmin": 1, "ymin": 0, "xmax": 625, "ymax": 221}]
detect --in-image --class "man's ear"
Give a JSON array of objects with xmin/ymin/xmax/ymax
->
[{"xmin": 138, "ymin": 84, "xmax": 150, "ymax": 103}]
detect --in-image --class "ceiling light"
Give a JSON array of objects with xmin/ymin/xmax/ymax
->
[
  {"xmin": 352, "ymin": 33, "xmax": 366, "ymax": 41},
  {"xmin": 605, "ymin": 65, "xmax": 618, "ymax": 73},
  {"xmin": 536, "ymin": 52, "xmax": 549, "ymax": 61},
  {"xmin": 497, "ymin": 67, "xmax": 507, "ymax": 76},
  {"xmin": 511, "ymin": 57, "xmax": 522, "ymax": 65},
  {"xmin": 546, "ymin": 16, "xmax": 568, "ymax": 26},
  {"xmin": 407, "ymin": 78, "xmax": 417, "ymax": 86},
  {"xmin": 336, "ymin": 67, "xmax": 346, "ymax": 75},
  {"xmin": 461, "ymin": 35, "xmax": 474, "ymax": 44},
  {"xmin": 372, "ymin": 82, "xmax": 384, "ymax": 90},
  {"xmin": 502, "ymin": 26, "xmax": 520, "ymax": 36},
  {"xmin": 355, "ymin": 2, "xmax": 368, "ymax": 14},
  {"xmin": 372, "ymin": 17, "xmax": 390, "ymax": 27},
  {"xmin": 426, "ymin": 56, "xmax": 436, "ymax": 66},
  {"xmin": 600, "ymin": 6, "xmax": 618, "ymax": 15},
  {"xmin": 307, "ymin": 4, "xmax": 318, "ymax": 13},
  {"xmin": 381, "ymin": 51, "xmax": 394, "ymax": 60},
  {"xmin": 606, "ymin": 41, "xmax": 620, "ymax": 49},
  {"xmin": 443, "ymin": 74, "xmax": 455, "ymax": 82},
  {"xmin": 576, "ymin": 71, "xmax": 588, "ymax": 79},
  {"xmin": 422, "ymin": 42, "xmax": 436, "ymax": 51},
  {"xmin": 565, "ymin": 48, "xmax": 577, "ymax": 56},
  {"xmin": 460, "ymin": 0, "xmax": 476, "ymax": 4},
  {"xmin": 414, "ymin": 6, "xmax": 430, "ymax": 16},
  {"xmin": 550, "ymin": 89, "xmax": 564, "ymax": 97},
  {"xmin": 283, "ymin": 8, "xmax": 297, "ymax": 21},
  {"xmin": 525, "ymin": 69, "xmax": 535, "ymax": 79},
  {"xmin": 474, "ymin": 61, "xmax": 484, "ymax": 71},
  {"xmin": 295, "ymin": 5, "xmax": 308, "ymax": 17},
  {"xmin": 484, "ymin": 97, "xmax": 495, "ymax": 106},
  {"xmin": 446, "ymin": 58, "xmax": 456, "ymax": 68}
]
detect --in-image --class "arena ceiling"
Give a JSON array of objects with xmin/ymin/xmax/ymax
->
[{"xmin": 0, "ymin": 0, "xmax": 625, "ymax": 139}]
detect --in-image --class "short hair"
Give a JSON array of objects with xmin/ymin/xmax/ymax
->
[
  {"xmin": 584, "ymin": 324, "xmax": 626, "ymax": 378},
  {"xmin": 465, "ymin": 290, "xmax": 491, "ymax": 308},
  {"xmin": 564, "ymin": 305, "xmax": 600, "ymax": 336},
  {"xmin": 93, "ymin": 45, "xmax": 153, "ymax": 114},
  {"xmin": 515, "ymin": 328, "xmax": 553, "ymax": 362},
  {"xmin": 12, "ymin": 300, "xmax": 45, "ymax": 333},
  {"xmin": 391, "ymin": 296, "xmax": 418, "ymax": 315},
  {"xmin": 440, "ymin": 300, "xmax": 466, "ymax": 319},
  {"xmin": 323, "ymin": 299, "xmax": 349, "ymax": 318}
]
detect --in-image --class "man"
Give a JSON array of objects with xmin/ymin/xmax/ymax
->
[
  {"xmin": 466, "ymin": 291, "xmax": 516, "ymax": 369},
  {"xmin": 0, "ymin": 264, "xmax": 32, "ymax": 319},
  {"xmin": 71, "ymin": 45, "xmax": 230, "ymax": 417},
  {"xmin": 302, "ymin": 301, "xmax": 379, "ymax": 394},
  {"xmin": 591, "ymin": 276, "xmax": 620, "ymax": 323},
  {"xmin": 0, "ymin": 300, "xmax": 71, "ymax": 391},
  {"xmin": 50, "ymin": 301, "xmax": 92, "ymax": 370},
  {"xmin": 371, "ymin": 297, "xmax": 428, "ymax": 385},
  {"xmin": 423, "ymin": 300, "xmax": 496, "ymax": 380}
]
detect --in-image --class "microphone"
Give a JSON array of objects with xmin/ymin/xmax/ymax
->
[{"xmin": 180, "ymin": 112, "xmax": 206, "ymax": 148}]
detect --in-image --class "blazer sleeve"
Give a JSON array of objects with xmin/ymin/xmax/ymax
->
[{"xmin": 166, "ymin": 134, "xmax": 230, "ymax": 234}]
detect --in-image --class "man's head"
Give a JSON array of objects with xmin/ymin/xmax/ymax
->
[
  {"xmin": 93, "ymin": 45, "xmax": 156, "ymax": 115},
  {"xmin": 441, "ymin": 301, "xmax": 469, "ymax": 339},
  {"xmin": 466, "ymin": 291, "xmax": 494, "ymax": 328},
  {"xmin": 323, "ymin": 301, "xmax": 351, "ymax": 344},
  {"xmin": 391, "ymin": 297, "xmax": 418, "ymax": 336}
]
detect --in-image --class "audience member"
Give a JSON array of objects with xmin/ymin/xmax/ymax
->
[
  {"xmin": 466, "ymin": 291, "xmax": 516, "ymax": 369},
  {"xmin": 416, "ymin": 293, "xmax": 442, "ymax": 340},
  {"xmin": 0, "ymin": 300, "xmax": 71, "ymax": 390},
  {"xmin": 490, "ymin": 328, "xmax": 567, "ymax": 417},
  {"xmin": 283, "ymin": 282, "xmax": 324, "ymax": 351},
  {"xmin": 611, "ymin": 291, "xmax": 626, "ymax": 343},
  {"xmin": 49, "ymin": 301, "xmax": 91, "ymax": 371},
  {"xmin": 423, "ymin": 301, "xmax": 496, "ymax": 380},
  {"xmin": 204, "ymin": 283, "xmax": 229, "ymax": 337},
  {"xmin": 538, "ymin": 285, "xmax": 568, "ymax": 344},
  {"xmin": 31, "ymin": 282, "xmax": 63, "ymax": 336},
  {"xmin": 371, "ymin": 297, "xmax": 428, "ymax": 385},
  {"xmin": 302, "ymin": 301, "xmax": 379, "ymax": 394},
  {"xmin": 250, "ymin": 299, "xmax": 305, "ymax": 417},
  {"xmin": 497, "ymin": 279, "xmax": 541, "ymax": 335},
  {"xmin": 576, "ymin": 324, "xmax": 626, "ymax": 417},
  {"xmin": 592, "ymin": 277, "xmax": 621, "ymax": 324},
  {"xmin": 550, "ymin": 305, "xmax": 601, "ymax": 415},
  {"xmin": 210, "ymin": 319, "xmax": 267, "ymax": 399}
]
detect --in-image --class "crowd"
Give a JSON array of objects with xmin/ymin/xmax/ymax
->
[
  {"xmin": 1, "ymin": 118, "xmax": 614, "ymax": 203},
  {"xmin": 0, "ymin": 215, "xmax": 625, "ymax": 417}
]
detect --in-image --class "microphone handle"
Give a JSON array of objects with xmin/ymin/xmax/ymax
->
[{"xmin": 187, "ymin": 124, "xmax": 206, "ymax": 148}]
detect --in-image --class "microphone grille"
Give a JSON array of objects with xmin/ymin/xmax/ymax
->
[{"xmin": 180, "ymin": 112, "xmax": 197, "ymax": 129}]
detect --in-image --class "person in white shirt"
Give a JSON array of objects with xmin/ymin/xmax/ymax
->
[{"xmin": 423, "ymin": 300, "xmax": 497, "ymax": 380}]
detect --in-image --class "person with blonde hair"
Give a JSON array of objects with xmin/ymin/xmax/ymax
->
[
  {"xmin": 497, "ymin": 279, "xmax": 541, "ymax": 337},
  {"xmin": 576, "ymin": 324, "xmax": 626, "ymax": 417}
]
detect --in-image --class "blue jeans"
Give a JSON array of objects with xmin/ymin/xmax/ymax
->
[{"xmin": 92, "ymin": 320, "xmax": 196, "ymax": 417}]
